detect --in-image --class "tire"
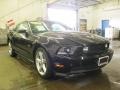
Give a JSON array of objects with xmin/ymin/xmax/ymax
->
[
  {"xmin": 35, "ymin": 47, "xmax": 54, "ymax": 79},
  {"xmin": 8, "ymin": 41, "xmax": 16, "ymax": 57}
]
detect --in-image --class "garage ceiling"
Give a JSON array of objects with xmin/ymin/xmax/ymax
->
[{"xmin": 48, "ymin": 0, "xmax": 103, "ymax": 10}]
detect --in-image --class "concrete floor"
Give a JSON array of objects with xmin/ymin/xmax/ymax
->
[{"xmin": 0, "ymin": 41, "xmax": 120, "ymax": 90}]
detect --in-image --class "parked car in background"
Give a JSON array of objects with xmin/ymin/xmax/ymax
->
[
  {"xmin": 7, "ymin": 20, "xmax": 114, "ymax": 79},
  {"xmin": 0, "ymin": 28, "xmax": 8, "ymax": 45}
]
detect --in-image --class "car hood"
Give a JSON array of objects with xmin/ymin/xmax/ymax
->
[{"xmin": 38, "ymin": 31, "xmax": 109, "ymax": 46}]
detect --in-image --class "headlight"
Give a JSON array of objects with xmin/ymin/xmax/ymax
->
[
  {"xmin": 57, "ymin": 46, "xmax": 78, "ymax": 55},
  {"xmin": 83, "ymin": 47, "xmax": 88, "ymax": 52}
]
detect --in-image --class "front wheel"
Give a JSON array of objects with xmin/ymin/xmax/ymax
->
[{"xmin": 35, "ymin": 47, "xmax": 54, "ymax": 79}]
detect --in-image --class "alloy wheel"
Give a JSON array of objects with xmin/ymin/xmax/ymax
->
[{"xmin": 35, "ymin": 50, "xmax": 47, "ymax": 76}]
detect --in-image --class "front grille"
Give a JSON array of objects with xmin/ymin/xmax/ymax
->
[
  {"xmin": 72, "ymin": 43, "xmax": 109, "ymax": 57},
  {"xmin": 71, "ymin": 59, "xmax": 98, "ymax": 72},
  {"xmin": 88, "ymin": 43, "xmax": 109, "ymax": 54}
]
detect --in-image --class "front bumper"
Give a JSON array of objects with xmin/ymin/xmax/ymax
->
[{"xmin": 52, "ymin": 49, "xmax": 114, "ymax": 74}]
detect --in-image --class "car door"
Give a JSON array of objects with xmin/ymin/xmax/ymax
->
[
  {"xmin": 12, "ymin": 23, "xmax": 27, "ymax": 53},
  {"xmin": 20, "ymin": 22, "xmax": 35, "ymax": 60},
  {"xmin": 13, "ymin": 22, "xmax": 33, "ymax": 59}
]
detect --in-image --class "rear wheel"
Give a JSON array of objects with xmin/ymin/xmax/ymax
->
[
  {"xmin": 8, "ymin": 42, "xmax": 16, "ymax": 57},
  {"xmin": 35, "ymin": 47, "xmax": 54, "ymax": 79}
]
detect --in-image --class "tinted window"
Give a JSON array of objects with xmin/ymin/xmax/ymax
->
[
  {"xmin": 51, "ymin": 24, "xmax": 66, "ymax": 31},
  {"xmin": 15, "ymin": 22, "xmax": 29, "ymax": 33},
  {"xmin": 30, "ymin": 22, "xmax": 47, "ymax": 34},
  {"xmin": 44, "ymin": 21, "xmax": 73, "ymax": 32},
  {"xmin": 29, "ymin": 21, "xmax": 73, "ymax": 33}
]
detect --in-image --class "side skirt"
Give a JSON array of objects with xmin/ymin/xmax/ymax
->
[{"xmin": 15, "ymin": 51, "xmax": 34, "ymax": 64}]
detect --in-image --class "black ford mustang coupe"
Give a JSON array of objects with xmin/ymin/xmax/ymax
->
[{"xmin": 8, "ymin": 20, "xmax": 113, "ymax": 79}]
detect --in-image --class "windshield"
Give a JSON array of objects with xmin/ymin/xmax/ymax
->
[
  {"xmin": 44, "ymin": 21, "xmax": 73, "ymax": 32},
  {"xmin": 30, "ymin": 21, "xmax": 74, "ymax": 34}
]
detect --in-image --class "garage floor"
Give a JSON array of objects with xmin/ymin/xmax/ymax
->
[{"xmin": 0, "ymin": 41, "xmax": 120, "ymax": 90}]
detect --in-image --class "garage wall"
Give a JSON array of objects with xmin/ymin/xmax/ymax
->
[
  {"xmin": 78, "ymin": 6, "xmax": 95, "ymax": 30},
  {"xmin": 0, "ymin": 0, "xmax": 48, "ymax": 28},
  {"xmin": 78, "ymin": 0, "xmax": 120, "ymax": 30}
]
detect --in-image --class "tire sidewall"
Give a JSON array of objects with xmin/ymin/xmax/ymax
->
[{"xmin": 35, "ymin": 47, "xmax": 53, "ymax": 79}]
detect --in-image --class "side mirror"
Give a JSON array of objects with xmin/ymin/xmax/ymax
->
[{"xmin": 18, "ymin": 30, "xmax": 29, "ymax": 37}]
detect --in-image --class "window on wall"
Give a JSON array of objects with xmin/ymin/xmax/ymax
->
[{"xmin": 80, "ymin": 19, "xmax": 87, "ymax": 31}]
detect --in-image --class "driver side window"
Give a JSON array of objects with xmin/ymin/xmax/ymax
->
[
  {"xmin": 15, "ymin": 23, "xmax": 29, "ymax": 33},
  {"xmin": 30, "ymin": 23, "xmax": 47, "ymax": 33}
]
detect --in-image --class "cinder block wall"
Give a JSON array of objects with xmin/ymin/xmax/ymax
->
[
  {"xmin": 0, "ymin": 0, "xmax": 48, "ymax": 29},
  {"xmin": 78, "ymin": 0, "xmax": 120, "ymax": 30}
]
